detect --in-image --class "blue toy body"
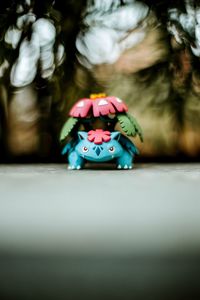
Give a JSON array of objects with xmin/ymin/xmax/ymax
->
[{"xmin": 62, "ymin": 130, "xmax": 138, "ymax": 170}]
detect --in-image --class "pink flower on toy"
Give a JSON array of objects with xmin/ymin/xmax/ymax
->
[
  {"xmin": 87, "ymin": 129, "xmax": 111, "ymax": 144},
  {"xmin": 69, "ymin": 94, "xmax": 128, "ymax": 118}
]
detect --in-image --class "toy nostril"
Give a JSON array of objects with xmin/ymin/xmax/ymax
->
[{"xmin": 95, "ymin": 147, "xmax": 101, "ymax": 156}]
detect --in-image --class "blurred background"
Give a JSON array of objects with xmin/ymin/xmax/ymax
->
[
  {"xmin": 0, "ymin": 1, "xmax": 200, "ymax": 300},
  {"xmin": 0, "ymin": 0, "xmax": 200, "ymax": 161}
]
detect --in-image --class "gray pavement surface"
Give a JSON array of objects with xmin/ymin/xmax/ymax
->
[
  {"xmin": 0, "ymin": 163, "xmax": 200, "ymax": 300},
  {"xmin": 0, "ymin": 163, "xmax": 199, "ymax": 255}
]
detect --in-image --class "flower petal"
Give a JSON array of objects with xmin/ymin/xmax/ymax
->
[
  {"xmin": 103, "ymin": 130, "xmax": 111, "ymax": 136},
  {"xmin": 88, "ymin": 130, "xmax": 96, "ymax": 142},
  {"xmin": 107, "ymin": 96, "xmax": 128, "ymax": 113},
  {"xmin": 102, "ymin": 134, "xmax": 111, "ymax": 142},
  {"xmin": 69, "ymin": 98, "xmax": 92, "ymax": 117},
  {"xmin": 92, "ymin": 98, "xmax": 116, "ymax": 117}
]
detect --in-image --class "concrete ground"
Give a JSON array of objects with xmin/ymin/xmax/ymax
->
[{"xmin": 0, "ymin": 163, "xmax": 200, "ymax": 299}]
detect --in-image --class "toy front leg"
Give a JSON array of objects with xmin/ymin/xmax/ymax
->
[
  {"xmin": 116, "ymin": 151, "xmax": 134, "ymax": 169},
  {"xmin": 68, "ymin": 151, "xmax": 84, "ymax": 170}
]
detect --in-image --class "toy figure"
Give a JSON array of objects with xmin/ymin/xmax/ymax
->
[
  {"xmin": 62, "ymin": 129, "xmax": 139, "ymax": 169},
  {"xmin": 60, "ymin": 94, "xmax": 143, "ymax": 169}
]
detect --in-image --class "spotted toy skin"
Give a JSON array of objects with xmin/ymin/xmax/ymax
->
[{"xmin": 62, "ymin": 130, "xmax": 139, "ymax": 170}]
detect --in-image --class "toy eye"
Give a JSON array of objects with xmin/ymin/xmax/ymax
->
[
  {"xmin": 109, "ymin": 146, "xmax": 115, "ymax": 153},
  {"xmin": 82, "ymin": 146, "xmax": 89, "ymax": 153}
]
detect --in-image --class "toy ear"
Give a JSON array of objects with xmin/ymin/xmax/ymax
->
[
  {"xmin": 111, "ymin": 131, "xmax": 121, "ymax": 141},
  {"xmin": 78, "ymin": 131, "xmax": 87, "ymax": 140}
]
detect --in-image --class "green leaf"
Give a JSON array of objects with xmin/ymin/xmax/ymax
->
[
  {"xmin": 117, "ymin": 113, "xmax": 144, "ymax": 142},
  {"xmin": 60, "ymin": 117, "xmax": 79, "ymax": 141},
  {"xmin": 127, "ymin": 113, "xmax": 144, "ymax": 142},
  {"xmin": 117, "ymin": 114, "xmax": 136, "ymax": 136}
]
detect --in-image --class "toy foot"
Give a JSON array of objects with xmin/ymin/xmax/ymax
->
[
  {"xmin": 68, "ymin": 165, "xmax": 74, "ymax": 170},
  {"xmin": 68, "ymin": 165, "xmax": 82, "ymax": 170},
  {"xmin": 117, "ymin": 164, "xmax": 132, "ymax": 170}
]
